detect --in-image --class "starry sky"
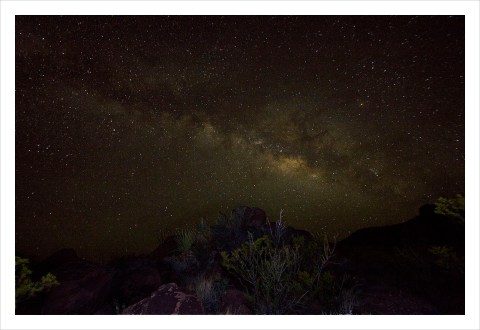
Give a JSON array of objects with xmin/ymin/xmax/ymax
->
[{"xmin": 15, "ymin": 16, "xmax": 464, "ymax": 262}]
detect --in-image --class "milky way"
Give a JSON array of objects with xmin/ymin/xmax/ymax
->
[{"xmin": 15, "ymin": 16, "xmax": 464, "ymax": 262}]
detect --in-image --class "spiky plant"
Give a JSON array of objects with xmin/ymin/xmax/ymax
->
[{"xmin": 175, "ymin": 228, "xmax": 195, "ymax": 253}]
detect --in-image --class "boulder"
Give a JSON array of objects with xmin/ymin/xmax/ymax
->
[
  {"xmin": 122, "ymin": 283, "xmax": 203, "ymax": 314},
  {"xmin": 243, "ymin": 207, "xmax": 267, "ymax": 228}
]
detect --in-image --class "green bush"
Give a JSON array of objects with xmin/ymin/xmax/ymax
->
[
  {"xmin": 290, "ymin": 267, "xmax": 357, "ymax": 315},
  {"xmin": 291, "ymin": 233, "xmax": 336, "ymax": 290},
  {"xmin": 434, "ymin": 194, "xmax": 465, "ymax": 224},
  {"xmin": 15, "ymin": 256, "xmax": 58, "ymax": 308},
  {"xmin": 221, "ymin": 234, "xmax": 306, "ymax": 314}
]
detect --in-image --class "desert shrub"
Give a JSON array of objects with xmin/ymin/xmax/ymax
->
[
  {"xmin": 430, "ymin": 195, "xmax": 465, "ymax": 277},
  {"xmin": 216, "ymin": 208, "xmax": 343, "ymax": 314},
  {"xmin": 267, "ymin": 209, "xmax": 288, "ymax": 247},
  {"xmin": 15, "ymin": 256, "xmax": 58, "ymax": 308},
  {"xmin": 291, "ymin": 260, "xmax": 357, "ymax": 314},
  {"xmin": 167, "ymin": 227, "xmax": 200, "ymax": 284},
  {"xmin": 194, "ymin": 277, "xmax": 216, "ymax": 313},
  {"xmin": 434, "ymin": 194, "xmax": 465, "ymax": 224},
  {"xmin": 317, "ymin": 272, "xmax": 357, "ymax": 314},
  {"xmin": 291, "ymin": 233, "xmax": 336, "ymax": 289},
  {"xmin": 163, "ymin": 252, "xmax": 201, "ymax": 287},
  {"xmin": 196, "ymin": 217, "xmax": 212, "ymax": 245},
  {"xmin": 288, "ymin": 233, "xmax": 358, "ymax": 314},
  {"xmin": 313, "ymin": 233, "xmax": 336, "ymax": 274},
  {"xmin": 193, "ymin": 218, "xmax": 215, "ymax": 263},
  {"xmin": 429, "ymin": 245, "xmax": 464, "ymax": 276},
  {"xmin": 221, "ymin": 234, "xmax": 306, "ymax": 314},
  {"xmin": 192, "ymin": 275, "xmax": 229, "ymax": 314},
  {"xmin": 175, "ymin": 228, "xmax": 195, "ymax": 253},
  {"xmin": 338, "ymin": 284, "xmax": 357, "ymax": 315}
]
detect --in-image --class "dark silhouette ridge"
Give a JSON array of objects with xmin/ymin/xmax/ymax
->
[
  {"xmin": 337, "ymin": 204, "xmax": 464, "ymax": 252},
  {"xmin": 16, "ymin": 203, "xmax": 464, "ymax": 315},
  {"xmin": 335, "ymin": 204, "xmax": 465, "ymax": 314}
]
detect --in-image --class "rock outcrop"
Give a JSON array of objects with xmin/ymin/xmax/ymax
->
[{"xmin": 122, "ymin": 283, "xmax": 203, "ymax": 315}]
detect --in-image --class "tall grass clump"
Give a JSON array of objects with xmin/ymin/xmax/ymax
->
[
  {"xmin": 196, "ymin": 217, "xmax": 212, "ymax": 245},
  {"xmin": 314, "ymin": 233, "xmax": 336, "ymax": 276},
  {"xmin": 192, "ymin": 275, "xmax": 228, "ymax": 314},
  {"xmin": 268, "ymin": 209, "xmax": 287, "ymax": 247},
  {"xmin": 175, "ymin": 228, "xmax": 195, "ymax": 253}
]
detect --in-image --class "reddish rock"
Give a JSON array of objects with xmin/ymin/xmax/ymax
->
[{"xmin": 122, "ymin": 283, "xmax": 204, "ymax": 315}]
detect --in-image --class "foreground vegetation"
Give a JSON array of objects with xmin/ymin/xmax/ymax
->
[
  {"xmin": 16, "ymin": 195, "xmax": 464, "ymax": 315},
  {"xmin": 163, "ymin": 207, "xmax": 356, "ymax": 314}
]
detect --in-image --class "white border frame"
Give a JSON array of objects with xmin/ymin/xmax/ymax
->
[{"xmin": 1, "ymin": 1, "xmax": 479, "ymax": 329}]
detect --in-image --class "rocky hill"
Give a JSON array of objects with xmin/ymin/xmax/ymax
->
[{"xmin": 16, "ymin": 202, "xmax": 465, "ymax": 315}]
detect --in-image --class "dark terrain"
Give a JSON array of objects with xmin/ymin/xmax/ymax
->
[{"xmin": 16, "ymin": 202, "xmax": 465, "ymax": 315}]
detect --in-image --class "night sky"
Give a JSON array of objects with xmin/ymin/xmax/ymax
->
[{"xmin": 15, "ymin": 16, "xmax": 464, "ymax": 262}]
